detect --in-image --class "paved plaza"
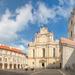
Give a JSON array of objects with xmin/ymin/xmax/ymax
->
[{"xmin": 0, "ymin": 69, "xmax": 75, "ymax": 75}]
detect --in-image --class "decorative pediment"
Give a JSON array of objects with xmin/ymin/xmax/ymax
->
[{"xmin": 39, "ymin": 59, "xmax": 46, "ymax": 63}]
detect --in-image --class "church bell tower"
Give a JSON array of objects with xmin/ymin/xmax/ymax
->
[{"xmin": 68, "ymin": 8, "xmax": 75, "ymax": 41}]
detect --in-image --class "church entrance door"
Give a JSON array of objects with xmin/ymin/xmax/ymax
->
[{"xmin": 42, "ymin": 63, "xmax": 45, "ymax": 68}]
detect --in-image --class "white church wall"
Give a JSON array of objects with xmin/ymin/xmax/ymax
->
[{"xmin": 62, "ymin": 45, "xmax": 75, "ymax": 69}]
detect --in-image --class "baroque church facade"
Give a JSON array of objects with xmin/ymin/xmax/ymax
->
[{"xmin": 28, "ymin": 27, "xmax": 60, "ymax": 68}]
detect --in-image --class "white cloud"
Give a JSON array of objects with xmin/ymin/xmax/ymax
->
[
  {"xmin": 35, "ymin": 3, "xmax": 56, "ymax": 24},
  {"xmin": 70, "ymin": 0, "xmax": 75, "ymax": 6},
  {"xmin": 54, "ymin": 6, "xmax": 72, "ymax": 19},
  {"xmin": 58, "ymin": 0, "xmax": 75, "ymax": 6},
  {"xmin": 33, "ymin": 2, "xmax": 73, "ymax": 25},
  {"xmin": 0, "ymin": 4, "xmax": 33, "ymax": 41},
  {"xmin": 58, "ymin": 0, "xmax": 65, "ymax": 6},
  {"xmin": 57, "ymin": 0, "xmax": 75, "ymax": 20}
]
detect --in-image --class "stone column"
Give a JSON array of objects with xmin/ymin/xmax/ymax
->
[
  {"xmin": 16, "ymin": 64, "xmax": 18, "ymax": 69},
  {"xmin": 19, "ymin": 64, "xmax": 21, "ymax": 69},
  {"xmin": 2, "ymin": 57, "xmax": 4, "ymax": 69},
  {"xmin": 7, "ymin": 63, "xmax": 10, "ymax": 69},
  {"xmin": 12, "ymin": 64, "xmax": 14, "ymax": 69}
]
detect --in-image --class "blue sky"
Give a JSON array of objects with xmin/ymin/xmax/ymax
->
[{"xmin": 0, "ymin": 0, "xmax": 75, "ymax": 53}]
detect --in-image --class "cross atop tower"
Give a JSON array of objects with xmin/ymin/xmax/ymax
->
[{"xmin": 40, "ymin": 25, "xmax": 47, "ymax": 28}]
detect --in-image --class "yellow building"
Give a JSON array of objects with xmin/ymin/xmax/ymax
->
[
  {"xmin": 28, "ymin": 26, "xmax": 60, "ymax": 68},
  {"xmin": 0, "ymin": 44, "xmax": 27, "ymax": 69}
]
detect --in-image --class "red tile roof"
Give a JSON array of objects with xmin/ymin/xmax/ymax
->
[
  {"xmin": 0, "ymin": 44, "xmax": 25, "ymax": 55},
  {"xmin": 60, "ymin": 38, "xmax": 75, "ymax": 46}
]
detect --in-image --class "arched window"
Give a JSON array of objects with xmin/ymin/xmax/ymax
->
[
  {"xmin": 43, "ymin": 48, "xmax": 45, "ymax": 57},
  {"xmin": 4, "ymin": 57, "xmax": 7, "ymax": 62},
  {"xmin": 53, "ymin": 48, "xmax": 55, "ymax": 58}
]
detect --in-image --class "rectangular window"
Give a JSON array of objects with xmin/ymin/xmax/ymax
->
[
  {"xmin": 43, "ymin": 48, "xmax": 45, "ymax": 57},
  {"xmin": 71, "ymin": 31, "xmax": 72, "ymax": 37},
  {"xmin": 0, "ymin": 50, "xmax": 1, "ymax": 53},
  {"xmin": 0, "ymin": 58, "xmax": 2, "ymax": 61},
  {"xmin": 53, "ymin": 48, "xmax": 55, "ymax": 58},
  {"xmin": 33, "ymin": 49, "xmax": 35, "ymax": 58},
  {"xmin": 71, "ymin": 20, "xmax": 73, "ymax": 25}
]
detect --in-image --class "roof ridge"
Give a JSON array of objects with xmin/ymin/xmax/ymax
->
[{"xmin": 0, "ymin": 44, "xmax": 24, "ymax": 55}]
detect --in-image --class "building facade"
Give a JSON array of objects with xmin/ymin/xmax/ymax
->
[
  {"xmin": 68, "ymin": 8, "xmax": 75, "ymax": 40},
  {"xmin": 60, "ymin": 9, "xmax": 75, "ymax": 69},
  {"xmin": 0, "ymin": 44, "xmax": 27, "ymax": 69},
  {"xmin": 28, "ymin": 27, "xmax": 60, "ymax": 68},
  {"xmin": 60, "ymin": 38, "xmax": 75, "ymax": 69}
]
